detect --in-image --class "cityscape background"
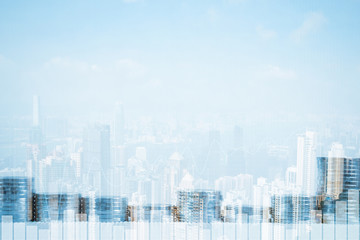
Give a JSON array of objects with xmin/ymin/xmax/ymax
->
[
  {"xmin": 1, "ymin": 0, "xmax": 360, "ymax": 239},
  {"xmin": 0, "ymin": 96, "xmax": 360, "ymax": 239}
]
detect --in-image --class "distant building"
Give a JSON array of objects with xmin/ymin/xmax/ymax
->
[
  {"xmin": 208, "ymin": 130, "xmax": 226, "ymax": 178},
  {"xmin": 227, "ymin": 126, "xmax": 245, "ymax": 176},
  {"xmin": 114, "ymin": 102, "xmax": 125, "ymax": 146},
  {"xmin": 296, "ymin": 131, "xmax": 317, "ymax": 196},
  {"xmin": 285, "ymin": 167, "xmax": 297, "ymax": 189},
  {"xmin": 82, "ymin": 124, "xmax": 111, "ymax": 195},
  {"xmin": 215, "ymin": 174, "xmax": 253, "ymax": 205}
]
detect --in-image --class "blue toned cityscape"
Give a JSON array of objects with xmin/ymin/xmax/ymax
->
[
  {"xmin": 1, "ymin": 0, "xmax": 360, "ymax": 239},
  {"xmin": 1, "ymin": 97, "xmax": 360, "ymax": 239}
]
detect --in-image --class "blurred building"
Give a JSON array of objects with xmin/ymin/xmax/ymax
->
[
  {"xmin": 0, "ymin": 177, "xmax": 32, "ymax": 222},
  {"xmin": 227, "ymin": 126, "xmax": 245, "ymax": 176},
  {"xmin": 32, "ymin": 193, "xmax": 79, "ymax": 222},
  {"xmin": 270, "ymin": 194, "xmax": 294, "ymax": 224},
  {"xmin": 270, "ymin": 194, "xmax": 314, "ymax": 224},
  {"xmin": 344, "ymin": 189, "xmax": 360, "ymax": 224},
  {"xmin": 317, "ymin": 157, "xmax": 360, "ymax": 199},
  {"xmin": 208, "ymin": 130, "xmax": 226, "ymax": 179},
  {"xmin": 320, "ymin": 197, "xmax": 335, "ymax": 223},
  {"xmin": 127, "ymin": 204, "xmax": 173, "ymax": 222},
  {"xmin": 177, "ymin": 190, "xmax": 222, "ymax": 223},
  {"xmin": 285, "ymin": 167, "xmax": 297, "ymax": 189},
  {"xmin": 296, "ymin": 131, "xmax": 317, "ymax": 196},
  {"xmin": 77, "ymin": 195, "xmax": 89, "ymax": 221},
  {"xmin": 114, "ymin": 102, "xmax": 125, "ymax": 146},
  {"xmin": 82, "ymin": 124, "xmax": 111, "ymax": 195},
  {"xmin": 95, "ymin": 196, "xmax": 128, "ymax": 222},
  {"xmin": 316, "ymin": 143, "xmax": 360, "ymax": 224},
  {"xmin": 221, "ymin": 205, "xmax": 238, "ymax": 222}
]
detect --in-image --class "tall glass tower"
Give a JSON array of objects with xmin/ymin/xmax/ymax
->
[{"xmin": 0, "ymin": 177, "xmax": 32, "ymax": 222}]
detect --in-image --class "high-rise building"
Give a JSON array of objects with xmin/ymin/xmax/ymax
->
[
  {"xmin": 163, "ymin": 152, "xmax": 184, "ymax": 205},
  {"xmin": 0, "ymin": 176, "xmax": 32, "ymax": 222},
  {"xmin": 177, "ymin": 190, "xmax": 222, "ymax": 223},
  {"xmin": 270, "ymin": 193, "xmax": 313, "ymax": 224},
  {"xmin": 335, "ymin": 200, "xmax": 347, "ymax": 224},
  {"xmin": 326, "ymin": 143, "xmax": 345, "ymax": 197},
  {"xmin": 82, "ymin": 124, "xmax": 111, "ymax": 196},
  {"xmin": 342, "ymin": 189, "xmax": 360, "ymax": 224},
  {"xmin": 32, "ymin": 193, "xmax": 79, "ymax": 222},
  {"xmin": 321, "ymin": 197, "xmax": 336, "ymax": 223},
  {"xmin": 114, "ymin": 102, "xmax": 125, "ymax": 146},
  {"xmin": 30, "ymin": 95, "xmax": 42, "ymax": 146},
  {"xmin": 270, "ymin": 194, "xmax": 294, "ymax": 224},
  {"xmin": 317, "ymin": 144, "xmax": 360, "ymax": 223},
  {"xmin": 296, "ymin": 131, "xmax": 317, "ymax": 196},
  {"xmin": 317, "ymin": 155, "xmax": 360, "ymax": 199},
  {"xmin": 126, "ymin": 204, "xmax": 173, "ymax": 222},
  {"xmin": 285, "ymin": 167, "xmax": 297, "ymax": 189},
  {"xmin": 95, "ymin": 196, "xmax": 128, "ymax": 222},
  {"xmin": 28, "ymin": 95, "xmax": 46, "ymax": 193}
]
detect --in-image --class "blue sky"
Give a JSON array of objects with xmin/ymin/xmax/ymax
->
[{"xmin": 0, "ymin": 0, "xmax": 360, "ymax": 119}]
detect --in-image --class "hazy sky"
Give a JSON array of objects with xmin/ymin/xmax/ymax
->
[{"xmin": 1, "ymin": 0, "xmax": 360, "ymax": 119}]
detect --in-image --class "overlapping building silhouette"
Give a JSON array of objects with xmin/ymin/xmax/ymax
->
[{"xmin": 1, "ymin": 154, "xmax": 360, "ymax": 224}]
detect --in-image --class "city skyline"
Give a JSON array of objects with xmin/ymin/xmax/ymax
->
[{"xmin": 1, "ymin": 1, "xmax": 360, "ymax": 239}]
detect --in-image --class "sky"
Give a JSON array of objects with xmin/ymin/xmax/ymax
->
[{"xmin": 1, "ymin": 0, "xmax": 360, "ymax": 121}]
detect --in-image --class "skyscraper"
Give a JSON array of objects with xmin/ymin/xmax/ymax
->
[
  {"xmin": 114, "ymin": 102, "xmax": 125, "ymax": 146},
  {"xmin": 285, "ymin": 167, "xmax": 297, "ymax": 189},
  {"xmin": 82, "ymin": 124, "xmax": 111, "ymax": 196},
  {"xmin": 28, "ymin": 95, "xmax": 45, "ymax": 193},
  {"xmin": 95, "ymin": 196, "xmax": 128, "ymax": 222},
  {"xmin": 317, "ymin": 149, "xmax": 360, "ymax": 199},
  {"xmin": 0, "ymin": 176, "xmax": 32, "ymax": 222},
  {"xmin": 270, "ymin": 194, "xmax": 294, "ymax": 224},
  {"xmin": 316, "ymin": 142, "xmax": 360, "ymax": 223},
  {"xmin": 326, "ymin": 143, "xmax": 345, "ymax": 198},
  {"xmin": 32, "ymin": 193, "xmax": 79, "ymax": 222},
  {"xmin": 30, "ymin": 95, "xmax": 42, "ymax": 146},
  {"xmin": 296, "ymin": 131, "xmax": 317, "ymax": 196},
  {"xmin": 177, "ymin": 190, "xmax": 222, "ymax": 223}
]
